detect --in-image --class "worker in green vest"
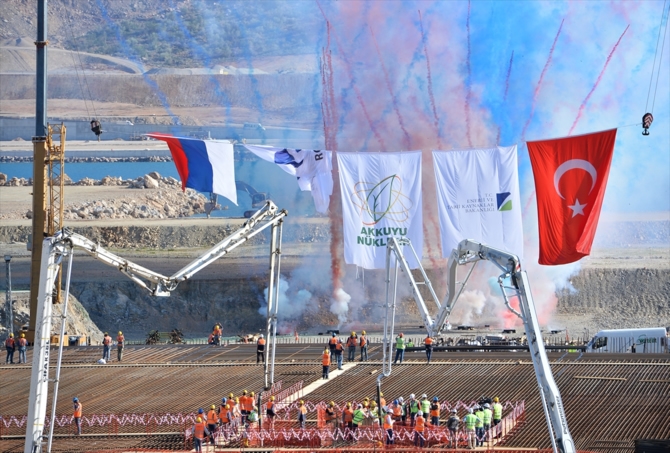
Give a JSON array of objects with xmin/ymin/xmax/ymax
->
[
  {"xmin": 393, "ymin": 333, "xmax": 406, "ymax": 364},
  {"xmin": 352, "ymin": 403, "xmax": 367, "ymax": 432},
  {"xmin": 474, "ymin": 406, "xmax": 485, "ymax": 447},
  {"xmin": 482, "ymin": 403, "xmax": 493, "ymax": 444},
  {"xmin": 463, "ymin": 408, "xmax": 479, "ymax": 449},
  {"xmin": 420, "ymin": 394, "xmax": 430, "ymax": 415},
  {"xmin": 492, "ymin": 397, "xmax": 503, "ymax": 426},
  {"xmin": 408, "ymin": 393, "xmax": 420, "ymax": 426}
]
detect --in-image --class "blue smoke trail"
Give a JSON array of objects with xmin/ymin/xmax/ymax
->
[
  {"xmin": 95, "ymin": 0, "xmax": 180, "ymax": 129},
  {"xmin": 170, "ymin": 0, "xmax": 232, "ymax": 122},
  {"xmin": 229, "ymin": 9, "xmax": 265, "ymax": 123}
]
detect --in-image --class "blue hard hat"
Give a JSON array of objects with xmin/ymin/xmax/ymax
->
[
  {"xmin": 198, "ymin": 408, "xmax": 204, "ymax": 414},
  {"xmin": 433, "ymin": 397, "xmax": 439, "ymax": 402},
  {"xmin": 73, "ymin": 397, "xmax": 78, "ymax": 402},
  {"xmin": 394, "ymin": 399, "xmax": 399, "ymax": 405},
  {"xmin": 222, "ymin": 397, "xmax": 227, "ymax": 404}
]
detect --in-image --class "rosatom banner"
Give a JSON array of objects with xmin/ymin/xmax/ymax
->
[
  {"xmin": 337, "ymin": 151, "xmax": 423, "ymax": 269},
  {"xmin": 433, "ymin": 145, "xmax": 523, "ymax": 259}
]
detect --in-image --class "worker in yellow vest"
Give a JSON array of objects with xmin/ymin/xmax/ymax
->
[
  {"xmin": 474, "ymin": 405, "xmax": 485, "ymax": 447},
  {"xmin": 492, "ymin": 397, "xmax": 503, "ymax": 426},
  {"xmin": 414, "ymin": 411, "xmax": 426, "ymax": 447},
  {"xmin": 463, "ymin": 408, "xmax": 480, "ymax": 450}
]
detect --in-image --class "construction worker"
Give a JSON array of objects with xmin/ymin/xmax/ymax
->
[
  {"xmin": 430, "ymin": 396, "xmax": 440, "ymax": 426},
  {"xmin": 346, "ymin": 331, "xmax": 357, "ymax": 361},
  {"xmin": 482, "ymin": 402, "xmax": 493, "ymax": 444},
  {"xmin": 5, "ymin": 333, "xmax": 15, "ymax": 364},
  {"xmin": 250, "ymin": 391, "xmax": 257, "ymax": 413},
  {"xmin": 17, "ymin": 333, "xmax": 27, "ymax": 364},
  {"xmin": 219, "ymin": 399, "xmax": 231, "ymax": 426},
  {"xmin": 324, "ymin": 401, "xmax": 338, "ymax": 432},
  {"xmin": 447, "ymin": 408, "xmax": 460, "ymax": 448},
  {"xmin": 116, "ymin": 331, "xmax": 124, "ymax": 362},
  {"xmin": 492, "ymin": 397, "xmax": 503, "ymax": 426},
  {"xmin": 463, "ymin": 408, "xmax": 479, "ymax": 449},
  {"xmin": 352, "ymin": 403, "xmax": 366, "ymax": 432},
  {"xmin": 192, "ymin": 416, "xmax": 208, "ymax": 452},
  {"xmin": 231, "ymin": 398, "xmax": 242, "ymax": 427},
  {"xmin": 73, "ymin": 397, "xmax": 82, "ymax": 435},
  {"xmin": 407, "ymin": 393, "xmax": 419, "ymax": 426},
  {"xmin": 266, "ymin": 396, "xmax": 276, "ymax": 426},
  {"xmin": 379, "ymin": 392, "xmax": 386, "ymax": 409},
  {"xmin": 240, "ymin": 390, "xmax": 250, "ymax": 423},
  {"xmin": 257, "ymin": 334, "xmax": 266, "ymax": 364},
  {"xmin": 359, "ymin": 330, "xmax": 368, "ymax": 361},
  {"xmin": 474, "ymin": 405, "xmax": 485, "ymax": 447},
  {"xmin": 247, "ymin": 405, "xmax": 259, "ymax": 426},
  {"xmin": 213, "ymin": 324, "xmax": 222, "ymax": 345},
  {"xmin": 392, "ymin": 399, "xmax": 402, "ymax": 425},
  {"xmin": 383, "ymin": 407, "xmax": 394, "ymax": 445},
  {"xmin": 343, "ymin": 402, "xmax": 354, "ymax": 429},
  {"xmin": 414, "ymin": 410, "xmax": 426, "ymax": 447},
  {"xmin": 328, "ymin": 332, "xmax": 338, "ymax": 353},
  {"xmin": 420, "ymin": 394, "xmax": 430, "ymax": 417},
  {"xmin": 206, "ymin": 404, "xmax": 218, "ymax": 445},
  {"xmin": 393, "ymin": 333, "xmax": 405, "ymax": 364},
  {"xmin": 102, "ymin": 332, "xmax": 112, "ymax": 362},
  {"xmin": 322, "ymin": 346, "xmax": 331, "ymax": 379},
  {"xmin": 370, "ymin": 401, "xmax": 380, "ymax": 426},
  {"xmin": 424, "ymin": 334, "xmax": 434, "ymax": 363},
  {"xmin": 298, "ymin": 399, "xmax": 308, "ymax": 429},
  {"xmin": 334, "ymin": 338, "xmax": 344, "ymax": 370}
]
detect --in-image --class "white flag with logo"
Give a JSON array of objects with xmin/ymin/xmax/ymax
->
[
  {"xmin": 433, "ymin": 145, "xmax": 523, "ymax": 259},
  {"xmin": 337, "ymin": 151, "xmax": 423, "ymax": 269}
]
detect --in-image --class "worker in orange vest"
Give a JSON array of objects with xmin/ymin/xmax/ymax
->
[
  {"xmin": 257, "ymin": 334, "xmax": 266, "ymax": 364},
  {"xmin": 266, "ymin": 396, "xmax": 276, "ymax": 427},
  {"xmin": 17, "ymin": 333, "xmax": 28, "ymax": 364},
  {"xmin": 430, "ymin": 397, "xmax": 440, "ymax": 426},
  {"xmin": 359, "ymin": 330, "xmax": 368, "ymax": 361},
  {"xmin": 192, "ymin": 416, "xmax": 209, "ymax": 452},
  {"xmin": 346, "ymin": 332, "xmax": 357, "ymax": 362},
  {"xmin": 213, "ymin": 324, "xmax": 222, "ymax": 345},
  {"xmin": 73, "ymin": 397, "xmax": 82, "ymax": 435},
  {"xmin": 240, "ymin": 390, "xmax": 250, "ymax": 423},
  {"xmin": 424, "ymin": 334, "xmax": 434, "ymax": 364},
  {"xmin": 116, "ymin": 331, "xmax": 125, "ymax": 362},
  {"xmin": 206, "ymin": 404, "xmax": 218, "ymax": 445},
  {"xmin": 5, "ymin": 333, "xmax": 15, "ymax": 364},
  {"xmin": 414, "ymin": 410, "xmax": 426, "ymax": 447},
  {"xmin": 298, "ymin": 400, "xmax": 308, "ymax": 429},
  {"xmin": 322, "ymin": 347, "xmax": 331, "ymax": 379},
  {"xmin": 342, "ymin": 401, "xmax": 354, "ymax": 435},
  {"xmin": 219, "ymin": 398, "xmax": 231, "ymax": 426},
  {"xmin": 328, "ymin": 332, "xmax": 338, "ymax": 353},
  {"xmin": 383, "ymin": 407, "xmax": 394, "ymax": 445},
  {"xmin": 325, "ymin": 401, "xmax": 338, "ymax": 431}
]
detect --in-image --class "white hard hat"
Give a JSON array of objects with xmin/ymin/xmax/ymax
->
[
  {"xmin": 484, "ymin": 403, "xmax": 490, "ymax": 408},
  {"xmin": 468, "ymin": 408, "xmax": 474, "ymax": 413},
  {"xmin": 417, "ymin": 411, "xmax": 423, "ymax": 416},
  {"xmin": 421, "ymin": 393, "xmax": 427, "ymax": 399},
  {"xmin": 398, "ymin": 396, "xmax": 404, "ymax": 403},
  {"xmin": 409, "ymin": 393, "xmax": 415, "ymax": 399},
  {"xmin": 259, "ymin": 334, "xmax": 264, "ymax": 338}
]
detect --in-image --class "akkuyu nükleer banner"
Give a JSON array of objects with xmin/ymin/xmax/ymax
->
[
  {"xmin": 337, "ymin": 151, "xmax": 423, "ymax": 269},
  {"xmin": 432, "ymin": 145, "xmax": 523, "ymax": 259}
]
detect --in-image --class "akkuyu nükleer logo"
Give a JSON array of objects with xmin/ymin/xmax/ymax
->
[
  {"xmin": 496, "ymin": 192, "xmax": 513, "ymax": 211},
  {"xmin": 351, "ymin": 174, "xmax": 413, "ymax": 247}
]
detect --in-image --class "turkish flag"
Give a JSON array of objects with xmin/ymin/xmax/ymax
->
[{"xmin": 527, "ymin": 129, "xmax": 617, "ymax": 265}]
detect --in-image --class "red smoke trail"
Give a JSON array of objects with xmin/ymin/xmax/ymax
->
[
  {"xmin": 316, "ymin": 0, "xmax": 386, "ymax": 151},
  {"xmin": 521, "ymin": 19, "xmax": 564, "ymax": 141},
  {"xmin": 568, "ymin": 25, "xmax": 629, "ymax": 135},
  {"xmin": 464, "ymin": 0, "xmax": 473, "ymax": 148},
  {"xmin": 370, "ymin": 25, "xmax": 412, "ymax": 150},
  {"xmin": 418, "ymin": 10, "xmax": 443, "ymax": 150},
  {"xmin": 325, "ymin": 23, "xmax": 338, "ymax": 151},
  {"xmin": 328, "ymin": 153, "xmax": 345, "ymax": 298},
  {"xmin": 320, "ymin": 52, "xmax": 331, "ymax": 149},
  {"xmin": 496, "ymin": 50, "xmax": 515, "ymax": 145}
]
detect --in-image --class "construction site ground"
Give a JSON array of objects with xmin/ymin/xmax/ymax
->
[{"xmin": 1, "ymin": 342, "xmax": 669, "ymax": 453}]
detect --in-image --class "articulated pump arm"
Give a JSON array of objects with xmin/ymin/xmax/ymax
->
[{"xmin": 384, "ymin": 238, "xmax": 575, "ymax": 453}]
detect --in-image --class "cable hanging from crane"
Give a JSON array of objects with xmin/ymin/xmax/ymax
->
[
  {"xmin": 64, "ymin": 12, "xmax": 102, "ymax": 140},
  {"xmin": 643, "ymin": 0, "xmax": 669, "ymax": 136}
]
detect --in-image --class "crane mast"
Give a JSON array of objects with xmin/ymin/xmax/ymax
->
[{"xmin": 383, "ymin": 237, "xmax": 576, "ymax": 453}]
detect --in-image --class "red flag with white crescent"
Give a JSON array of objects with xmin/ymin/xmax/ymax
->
[{"xmin": 527, "ymin": 129, "xmax": 617, "ymax": 265}]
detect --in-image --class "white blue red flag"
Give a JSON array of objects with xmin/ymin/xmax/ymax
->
[
  {"xmin": 244, "ymin": 145, "xmax": 333, "ymax": 213},
  {"xmin": 146, "ymin": 133, "xmax": 237, "ymax": 205}
]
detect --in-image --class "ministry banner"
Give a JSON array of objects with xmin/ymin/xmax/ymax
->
[
  {"xmin": 433, "ymin": 145, "xmax": 523, "ymax": 259},
  {"xmin": 337, "ymin": 151, "xmax": 423, "ymax": 269}
]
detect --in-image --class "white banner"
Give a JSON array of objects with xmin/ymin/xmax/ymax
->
[
  {"xmin": 433, "ymin": 145, "xmax": 523, "ymax": 259},
  {"xmin": 337, "ymin": 151, "xmax": 423, "ymax": 269}
]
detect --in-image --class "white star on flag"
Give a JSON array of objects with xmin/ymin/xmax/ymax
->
[{"xmin": 568, "ymin": 198, "xmax": 587, "ymax": 217}]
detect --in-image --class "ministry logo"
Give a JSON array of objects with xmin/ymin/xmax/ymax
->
[
  {"xmin": 351, "ymin": 174, "xmax": 413, "ymax": 226},
  {"xmin": 496, "ymin": 192, "xmax": 513, "ymax": 211}
]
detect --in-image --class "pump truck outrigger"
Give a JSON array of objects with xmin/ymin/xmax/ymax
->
[
  {"xmin": 377, "ymin": 237, "xmax": 575, "ymax": 453},
  {"xmin": 24, "ymin": 201, "xmax": 287, "ymax": 453}
]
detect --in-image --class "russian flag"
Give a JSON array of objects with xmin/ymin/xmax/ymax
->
[{"xmin": 146, "ymin": 134, "xmax": 237, "ymax": 205}]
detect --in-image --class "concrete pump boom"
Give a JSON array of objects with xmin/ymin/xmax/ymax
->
[
  {"xmin": 25, "ymin": 201, "xmax": 287, "ymax": 453},
  {"xmin": 383, "ymin": 237, "xmax": 575, "ymax": 453}
]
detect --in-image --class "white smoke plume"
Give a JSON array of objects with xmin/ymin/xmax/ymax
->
[
  {"xmin": 330, "ymin": 287, "xmax": 351, "ymax": 326},
  {"xmin": 258, "ymin": 276, "xmax": 313, "ymax": 321}
]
